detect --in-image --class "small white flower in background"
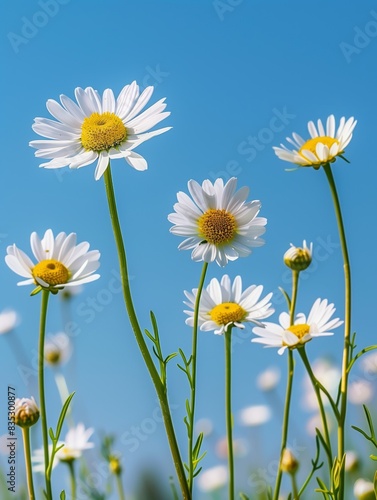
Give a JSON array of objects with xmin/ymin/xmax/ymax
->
[
  {"xmin": 306, "ymin": 412, "xmax": 333, "ymax": 438},
  {"xmin": 56, "ymin": 423, "xmax": 95, "ymax": 462},
  {"xmin": 5, "ymin": 229, "xmax": 100, "ymax": 293},
  {"xmin": 169, "ymin": 177, "xmax": 267, "ymax": 267},
  {"xmin": 239, "ymin": 404, "xmax": 272, "ymax": 427},
  {"xmin": 273, "ymin": 115, "xmax": 357, "ymax": 169},
  {"xmin": 360, "ymin": 351, "xmax": 377, "ymax": 375},
  {"xmin": 252, "ymin": 298, "xmax": 343, "ymax": 355},
  {"xmin": 345, "ymin": 450, "xmax": 359, "ymax": 472},
  {"xmin": 215, "ymin": 436, "xmax": 247, "ymax": 459},
  {"xmin": 32, "ymin": 445, "xmax": 56, "ymax": 473},
  {"xmin": 256, "ymin": 366, "xmax": 281, "ymax": 392},
  {"xmin": 13, "ymin": 397, "xmax": 39, "ymax": 428},
  {"xmin": 197, "ymin": 465, "xmax": 227, "ymax": 492},
  {"xmin": 302, "ymin": 358, "xmax": 340, "ymax": 411},
  {"xmin": 354, "ymin": 478, "xmax": 375, "ymax": 500},
  {"xmin": 194, "ymin": 418, "xmax": 214, "ymax": 438},
  {"xmin": 348, "ymin": 380, "xmax": 373, "ymax": 405},
  {"xmin": 30, "ymin": 82, "xmax": 171, "ymax": 180},
  {"xmin": 184, "ymin": 275, "xmax": 274, "ymax": 335},
  {"xmin": 44, "ymin": 332, "xmax": 72, "ymax": 366},
  {"xmin": 0, "ymin": 309, "xmax": 19, "ymax": 335},
  {"xmin": 283, "ymin": 240, "xmax": 313, "ymax": 271}
]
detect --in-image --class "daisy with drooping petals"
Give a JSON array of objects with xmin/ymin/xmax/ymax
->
[
  {"xmin": 5, "ymin": 229, "xmax": 100, "ymax": 293},
  {"xmin": 184, "ymin": 275, "xmax": 274, "ymax": 335},
  {"xmin": 30, "ymin": 82, "xmax": 171, "ymax": 180},
  {"xmin": 273, "ymin": 115, "xmax": 357, "ymax": 168},
  {"xmin": 169, "ymin": 178, "xmax": 267, "ymax": 267},
  {"xmin": 252, "ymin": 298, "xmax": 343, "ymax": 355}
]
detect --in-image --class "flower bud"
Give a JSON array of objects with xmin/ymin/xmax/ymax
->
[
  {"xmin": 354, "ymin": 478, "xmax": 375, "ymax": 500},
  {"xmin": 284, "ymin": 240, "xmax": 313, "ymax": 271},
  {"xmin": 14, "ymin": 397, "xmax": 40, "ymax": 428},
  {"xmin": 345, "ymin": 450, "xmax": 359, "ymax": 472},
  {"xmin": 109, "ymin": 456, "xmax": 122, "ymax": 475},
  {"xmin": 280, "ymin": 448, "xmax": 299, "ymax": 474}
]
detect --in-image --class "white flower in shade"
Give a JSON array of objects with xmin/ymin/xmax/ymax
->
[
  {"xmin": 44, "ymin": 332, "xmax": 72, "ymax": 366},
  {"xmin": 0, "ymin": 309, "xmax": 19, "ymax": 335},
  {"xmin": 168, "ymin": 177, "xmax": 267, "ymax": 267},
  {"xmin": 5, "ymin": 229, "xmax": 100, "ymax": 293},
  {"xmin": 56, "ymin": 423, "xmax": 95, "ymax": 462},
  {"xmin": 194, "ymin": 418, "xmax": 214, "ymax": 438},
  {"xmin": 184, "ymin": 275, "xmax": 274, "ymax": 335},
  {"xmin": 252, "ymin": 298, "xmax": 343, "ymax": 355},
  {"xmin": 256, "ymin": 366, "xmax": 281, "ymax": 392},
  {"xmin": 283, "ymin": 240, "xmax": 313, "ymax": 272},
  {"xmin": 273, "ymin": 115, "xmax": 357, "ymax": 168},
  {"xmin": 348, "ymin": 380, "xmax": 373, "ymax": 405},
  {"xmin": 354, "ymin": 478, "xmax": 375, "ymax": 500},
  {"xmin": 215, "ymin": 436, "xmax": 247, "ymax": 459},
  {"xmin": 239, "ymin": 404, "xmax": 272, "ymax": 427},
  {"xmin": 30, "ymin": 82, "xmax": 171, "ymax": 180},
  {"xmin": 302, "ymin": 358, "xmax": 340, "ymax": 411},
  {"xmin": 197, "ymin": 465, "xmax": 227, "ymax": 492}
]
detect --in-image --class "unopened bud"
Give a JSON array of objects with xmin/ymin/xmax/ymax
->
[
  {"xmin": 109, "ymin": 456, "xmax": 122, "ymax": 475},
  {"xmin": 354, "ymin": 478, "xmax": 375, "ymax": 500},
  {"xmin": 284, "ymin": 240, "xmax": 312, "ymax": 271},
  {"xmin": 14, "ymin": 397, "xmax": 40, "ymax": 428},
  {"xmin": 280, "ymin": 448, "xmax": 299, "ymax": 474}
]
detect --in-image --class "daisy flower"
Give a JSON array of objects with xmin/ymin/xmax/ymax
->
[
  {"xmin": 56, "ymin": 423, "xmax": 94, "ymax": 462},
  {"xmin": 30, "ymin": 82, "xmax": 171, "ymax": 180},
  {"xmin": 169, "ymin": 177, "xmax": 267, "ymax": 267},
  {"xmin": 252, "ymin": 298, "xmax": 343, "ymax": 355},
  {"xmin": 44, "ymin": 332, "xmax": 72, "ymax": 366},
  {"xmin": 273, "ymin": 115, "xmax": 357, "ymax": 168},
  {"xmin": 184, "ymin": 275, "xmax": 274, "ymax": 335},
  {"xmin": 5, "ymin": 229, "xmax": 100, "ymax": 293}
]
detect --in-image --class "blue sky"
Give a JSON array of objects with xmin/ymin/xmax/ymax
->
[{"xmin": 1, "ymin": 1, "xmax": 377, "ymax": 498}]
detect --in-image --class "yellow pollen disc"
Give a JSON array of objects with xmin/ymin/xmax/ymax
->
[
  {"xmin": 299, "ymin": 136, "xmax": 339, "ymax": 163},
  {"xmin": 198, "ymin": 209, "xmax": 237, "ymax": 245},
  {"xmin": 32, "ymin": 259, "xmax": 69, "ymax": 286},
  {"xmin": 210, "ymin": 302, "xmax": 247, "ymax": 325},
  {"xmin": 287, "ymin": 323, "xmax": 310, "ymax": 340},
  {"xmin": 81, "ymin": 112, "xmax": 127, "ymax": 152}
]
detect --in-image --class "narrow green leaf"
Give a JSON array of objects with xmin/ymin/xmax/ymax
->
[
  {"xmin": 351, "ymin": 424, "xmax": 372, "ymax": 442},
  {"xmin": 239, "ymin": 494, "xmax": 250, "ymax": 500},
  {"xmin": 152, "ymin": 345, "xmax": 163, "ymax": 362},
  {"xmin": 164, "ymin": 352, "xmax": 178, "ymax": 364},
  {"xmin": 60, "ymin": 491, "xmax": 66, "ymax": 500},
  {"xmin": 363, "ymin": 404, "xmax": 376, "ymax": 439},
  {"xmin": 144, "ymin": 328, "xmax": 156, "ymax": 342},
  {"xmin": 55, "ymin": 392, "xmax": 75, "ymax": 441},
  {"xmin": 49, "ymin": 427, "xmax": 55, "ymax": 441},
  {"xmin": 193, "ymin": 432, "xmax": 204, "ymax": 456},
  {"xmin": 193, "ymin": 466, "xmax": 203, "ymax": 478}
]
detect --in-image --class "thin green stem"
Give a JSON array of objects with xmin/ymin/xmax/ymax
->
[
  {"xmin": 22, "ymin": 427, "xmax": 36, "ymax": 500},
  {"xmin": 298, "ymin": 347, "xmax": 333, "ymax": 471},
  {"xmin": 323, "ymin": 163, "xmax": 351, "ymax": 499},
  {"xmin": 103, "ymin": 165, "xmax": 190, "ymax": 500},
  {"xmin": 273, "ymin": 270, "xmax": 299, "ymax": 500},
  {"xmin": 115, "ymin": 472, "xmax": 126, "ymax": 500},
  {"xmin": 224, "ymin": 326, "xmax": 234, "ymax": 500},
  {"xmin": 67, "ymin": 461, "xmax": 76, "ymax": 500},
  {"xmin": 290, "ymin": 472, "xmax": 299, "ymax": 499},
  {"xmin": 188, "ymin": 262, "xmax": 208, "ymax": 493},
  {"xmin": 38, "ymin": 290, "xmax": 53, "ymax": 499}
]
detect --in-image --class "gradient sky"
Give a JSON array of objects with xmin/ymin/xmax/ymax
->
[{"xmin": 1, "ymin": 1, "xmax": 377, "ymax": 498}]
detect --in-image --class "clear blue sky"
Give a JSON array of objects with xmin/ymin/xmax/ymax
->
[{"xmin": 1, "ymin": 1, "xmax": 377, "ymax": 498}]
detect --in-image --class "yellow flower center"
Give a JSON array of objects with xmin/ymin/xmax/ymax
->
[
  {"xmin": 299, "ymin": 136, "xmax": 340, "ymax": 163},
  {"xmin": 81, "ymin": 112, "xmax": 127, "ymax": 152},
  {"xmin": 287, "ymin": 323, "xmax": 310, "ymax": 340},
  {"xmin": 32, "ymin": 259, "xmax": 69, "ymax": 286},
  {"xmin": 210, "ymin": 302, "xmax": 247, "ymax": 325},
  {"xmin": 45, "ymin": 349, "xmax": 61, "ymax": 365},
  {"xmin": 198, "ymin": 209, "xmax": 237, "ymax": 245}
]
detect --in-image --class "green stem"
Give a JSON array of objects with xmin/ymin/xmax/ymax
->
[
  {"xmin": 323, "ymin": 163, "xmax": 351, "ymax": 499},
  {"xmin": 67, "ymin": 460, "xmax": 76, "ymax": 500},
  {"xmin": 103, "ymin": 165, "xmax": 190, "ymax": 500},
  {"xmin": 22, "ymin": 427, "xmax": 36, "ymax": 500},
  {"xmin": 188, "ymin": 262, "xmax": 208, "ymax": 493},
  {"xmin": 38, "ymin": 290, "xmax": 53, "ymax": 499},
  {"xmin": 115, "ymin": 472, "xmax": 126, "ymax": 500},
  {"xmin": 273, "ymin": 270, "xmax": 299, "ymax": 500},
  {"xmin": 291, "ymin": 472, "xmax": 299, "ymax": 499},
  {"xmin": 224, "ymin": 326, "xmax": 234, "ymax": 500},
  {"xmin": 298, "ymin": 347, "xmax": 333, "ymax": 471}
]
